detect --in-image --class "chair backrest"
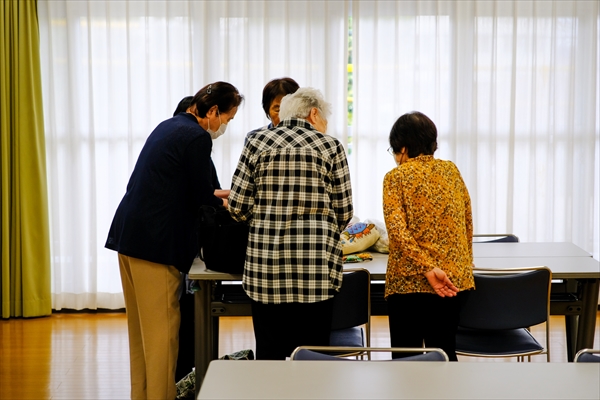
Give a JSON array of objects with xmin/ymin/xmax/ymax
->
[
  {"xmin": 473, "ymin": 234, "xmax": 519, "ymax": 243},
  {"xmin": 574, "ymin": 349, "xmax": 600, "ymax": 363},
  {"xmin": 290, "ymin": 346, "xmax": 449, "ymax": 362},
  {"xmin": 331, "ymin": 268, "xmax": 370, "ymax": 331},
  {"xmin": 399, "ymin": 351, "xmax": 449, "ymax": 361},
  {"xmin": 459, "ymin": 267, "xmax": 551, "ymax": 330}
]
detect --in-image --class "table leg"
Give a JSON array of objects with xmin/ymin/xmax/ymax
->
[
  {"xmin": 194, "ymin": 279, "xmax": 214, "ymax": 399},
  {"xmin": 212, "ymin": 316, "xmax": 220, "ymax": 357},
  {"xmin": 564, "ymin": 315, "xmax": 578, "ymax": 362},
  {"xmin": 576, "ymin": 279, "xmax": 600, "ymax": 357}
]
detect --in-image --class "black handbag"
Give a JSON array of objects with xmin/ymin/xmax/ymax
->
[{"xmin": 197, "ymin": 205, "xmax": 249, "ymax": 274}]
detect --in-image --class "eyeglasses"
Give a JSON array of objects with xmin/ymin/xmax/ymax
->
[{"xmin": 387, "ymin": 147, "xmax": 395, "ymax": 156}]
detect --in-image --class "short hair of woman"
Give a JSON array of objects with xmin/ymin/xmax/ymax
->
[
  {"xmin": 191, "ymin": 82, "xmax": 245, "ymax": 117},
  {"xmin": 173, "ymin": 96, "xmax": 193, "ymax": 117},
  {"xmin": 261, "ymin": 77, "xmax": 300, "ymax": 119},
  {"xmin": 389, "ymin": 111, "xmax": 438, "ymax": 158},
  {"xmin": 278, "ymin": 87, "xmax": 332, "ymax": 121}
]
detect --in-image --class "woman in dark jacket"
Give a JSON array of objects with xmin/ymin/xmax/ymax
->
[{"xmin": 105, "ymin": 82, "xmax": 243, "ymax": 400}]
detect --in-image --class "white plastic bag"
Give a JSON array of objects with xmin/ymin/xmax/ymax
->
[{"xmin": 364, "ymin": 218, "xmax": 389, "ymax": 253}]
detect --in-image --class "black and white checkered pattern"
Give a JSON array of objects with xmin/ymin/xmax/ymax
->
[{"xmin": 229, "ymin": 118, "xmax": 353, "ymax": 304}]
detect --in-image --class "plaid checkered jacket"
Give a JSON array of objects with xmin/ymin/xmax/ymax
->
[{"xmin": 229, "ymin": 118, "xmax": 353, "ymax": 304}]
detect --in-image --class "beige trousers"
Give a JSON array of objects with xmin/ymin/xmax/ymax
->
[{"xmin": 118, "ymin": 254, "xmax": 181, "ymax": 400}]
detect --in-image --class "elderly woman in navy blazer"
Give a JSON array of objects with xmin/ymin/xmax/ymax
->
[{"xmin": 106, "ymin": 82, "xmax": 244, "ymax": 399}]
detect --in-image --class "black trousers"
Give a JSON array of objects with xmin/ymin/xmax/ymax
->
[
  {"xmin": 175, "ymin": 291, "xmax": 195, "ymax": 382},
  {"xmin": 251, "ymin": 298, "xmax": 335, "ymax": 360},
  {"xmin": 387, "ymin": 292, "xmax": 464, "ymax": 361}
]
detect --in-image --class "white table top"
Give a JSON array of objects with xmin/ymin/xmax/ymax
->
[
  {"xmin": 189, "ymin": 243, "xmax": 599, "ymax": 281},
  {"xmin": 472, "ymin": 242, "xmax": 591, "ymax": 258},
  {"xmin": 198, "ymin": 360, "xmax": 600, "ymax": 399},
  {"xmin": 473, "ymin": 256, "xmax": 600, "ymax": 279},
  {"xmin": 345, "ymin": 253, "xmax": 600, "ymax": 280}
]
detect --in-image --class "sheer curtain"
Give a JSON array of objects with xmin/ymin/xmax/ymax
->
[
  {"xmin": 37, "ymin": 0, "xmax": 348, "ymax": 310},
  {"xmin": 350, "ymin": 0, "xmax": 599, "ymax": 258},
  {"xmin": 38, "ymin": 0, "xmax": 598, "ymax": 310}
]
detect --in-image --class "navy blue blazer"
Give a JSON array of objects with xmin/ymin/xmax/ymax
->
[{"xmin": 105, "ymin": 112, "xmax": 223, "ymax": 273}]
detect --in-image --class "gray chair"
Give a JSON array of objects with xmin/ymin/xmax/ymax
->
[
  {"xmin": 456, "ymin": 266, "xmax": 551, "ymax": 362},
  {"xmin": 329, "ymin": 268, "xmax": 371, "ymax": 358},
  {"xmin": 473, "ymin": 233, "xmax": 519, "ymax": 243},
  {"xmin": 574, "ymin": 349, "xmax": 600, "ymax": 363},
  {"xmin": 290, "ymin": 346, "xmax": 448, "ymax": 361}
]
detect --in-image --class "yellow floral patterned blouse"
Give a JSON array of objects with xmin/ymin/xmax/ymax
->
[{"xmin": 383, "ymin": 155, "xmax": 475, "ymax": 297}]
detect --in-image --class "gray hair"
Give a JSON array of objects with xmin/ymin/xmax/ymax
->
[{"xmin": 278, "ymin": 87, "xmax": 332, "ymax": 121}]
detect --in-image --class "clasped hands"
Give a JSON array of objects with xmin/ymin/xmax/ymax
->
[{"xmin": 424, "ymin": 267, "xmax": 459, "ymax": 297}]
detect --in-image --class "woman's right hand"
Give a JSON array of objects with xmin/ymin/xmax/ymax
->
[{"xmin": 424, "ymin": 267, "xmax": 459, "ymax": 297}]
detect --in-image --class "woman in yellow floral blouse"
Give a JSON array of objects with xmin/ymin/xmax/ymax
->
[{"xmin": 383, "ymin": 111, "xmax": 474, "ymax": 361}]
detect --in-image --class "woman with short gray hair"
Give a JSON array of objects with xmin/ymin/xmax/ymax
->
[
  {"xmin": 278, "ymin": 87, "xmax": 332, "ymax": 123},
  {"xmin": 229, "ymin": 87, "xmax": 353, "ymax": 360}
]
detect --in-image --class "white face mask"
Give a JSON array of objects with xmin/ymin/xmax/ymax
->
[{"xmin": 207, "ymin": 110, "xmax": 227, "ymax": 140}]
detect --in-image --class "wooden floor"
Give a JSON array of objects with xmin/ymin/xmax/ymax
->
[{"xmin": 1, "ymin": 311, "xmax": 599, "ymax": 399}]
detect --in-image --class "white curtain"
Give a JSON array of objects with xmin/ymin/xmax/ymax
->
[
  {"xmin": 37, "ymin": 0, "xmax": 348, "ymax": 310},
  {"xmin": 38, "ymin": 0, "xmax": 598, "ymax": 310},
  {"xmin": 350, "ymin": 0, "xmax": 599, "ymax": 257}
]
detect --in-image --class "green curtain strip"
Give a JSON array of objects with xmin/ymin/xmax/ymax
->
[{"xmin": 0, "ymin": 0, "xmax": 52, "ymax": 318}]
